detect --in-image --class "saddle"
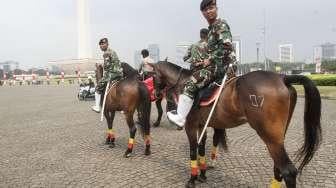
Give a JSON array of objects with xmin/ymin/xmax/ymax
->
[
  {"xmin": 195, "ymin": 82, "xmax": 221, "ymax": 107},
  {"xmin": 195, "ymin": 75, "xmax": 237, "ymax": 107}
]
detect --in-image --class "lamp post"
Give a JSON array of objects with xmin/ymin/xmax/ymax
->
[
  {"xmin": 256, "ymin": 42, "xmax": 260, "ymax": 63},
  {"xmin": 261, "ymin": 9, "xmax": 267, "ymax": 71}
]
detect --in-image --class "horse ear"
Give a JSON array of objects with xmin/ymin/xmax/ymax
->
[{"xmin": 147, "ymin": 63, "xmax": 154, "ymax": 68}]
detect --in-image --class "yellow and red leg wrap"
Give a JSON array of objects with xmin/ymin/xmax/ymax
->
[
  {"xmin": 270, "ymin": 178, "xmax": 282, "ymax": 188},
  {"xmin": 107, "ymin": 129, "xmax": 115, "ymax": 139},
  {"xmin": 144, "ymin": 135, "xmax": 151, "ymax": 146},
  {"xmin": 199, "ymin": 156, "xmax": 207, "ymax": 170},
  {"xmin": 211, "ymin": 146, "xmax": 218, "ymax": 160},
  {"xmin": 127, "ymin": 138, "xmax": 134, "ymax": 150},
  {"xmin": 190, "ymin": 160, "xmax": 198, "ymax": 176}
]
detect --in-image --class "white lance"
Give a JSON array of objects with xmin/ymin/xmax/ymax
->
[
  {"xmin": 198, "ymin": 64, "xmax": 233, "ymax": 144},
  {"xmin": 100, "ymin": 81, "xmax": 111, "ymax": 122}
]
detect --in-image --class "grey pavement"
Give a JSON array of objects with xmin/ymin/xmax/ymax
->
[{"xmin": 0, "ymin": 85, "xmax": 335, "ymax": 187}]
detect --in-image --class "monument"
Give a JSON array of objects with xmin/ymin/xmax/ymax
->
[{"xmin": 48, "ymin": 0, "xmax": 98, "ymax": 75}]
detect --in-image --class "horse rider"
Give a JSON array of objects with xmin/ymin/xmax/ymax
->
[
  {"xmin": 87, "ymin": 75, "xmax": 95, "ymax": 92},
  {"xmin": 91, "ymin": 38, "xmax": 123, "ymax": 113},
  {"xmin": 139, "ymin": 49, "xmax": 155, "ymax": 80},
  {"xmin": 184, "ymin": 28, "xmax": 209, "ymax": 71},
  {"xmin": 167, "ymin": 0, "xmax": 237, "ymax": 128}
]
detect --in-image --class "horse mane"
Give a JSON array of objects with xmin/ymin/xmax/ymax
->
[
  {"xmin": 121, "ymin": 62, "xmax": 138, "ymax": 77},
  {"xmin": 157, "ymin": 61, "xmax": 182, "ymax": 71},
  {"xmin": 156, "ymin": 61, "xmax": 192, "ymax": 78}
]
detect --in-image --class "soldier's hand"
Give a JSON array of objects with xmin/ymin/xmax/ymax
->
[
  {"xmin": 195, "ymin": 62, "xmax": 203, "ymax": 66},
  {"xmin": 103, "ymin": 53, "xmax": 109, "ymax": 59},
  {"xmin": 203, "ymin": 59, "xmax": 211, "ymax": 66}
]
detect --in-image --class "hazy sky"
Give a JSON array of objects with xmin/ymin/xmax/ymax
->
[{"xmin": 0, "ymin": 0, "xmax": 335, "ymax": 69}]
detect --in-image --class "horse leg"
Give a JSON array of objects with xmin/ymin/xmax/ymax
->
[
  {"xmin": 124, "ymin": 113, "xmax": 137, "ymax": 158},
  {"xmin": 153, "ymin": 98, "xmax": 163, "ymax": 127},
  {"xmin": 105, "ymin": 110, "xmax": 116, "ymax": 148},
  {"xmin": 166, "ymin": 94, "xmax": 177, "ymax": 112},
  {"xmin": 208, "ymin": 128, "xmax": 227, "ymax": 169},
  {"xmin": 266, "ymin": 142, "xmax": 297, "ymax": 188},
  {"xmin": 185, "ymin": 122, "xmax": 199, "ymax": 188},
  {"xmin": 197, "ymin": 129, "xmax": 207, "ymax": 183},
  {"xmin": 253, "ymin": 120, "xmax": 298, "ymax": 188}
]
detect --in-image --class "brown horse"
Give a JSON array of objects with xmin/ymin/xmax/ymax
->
[
  {"xmin": 149, "ymin": 61, "xmax": 321, "ymax": 188},
  {"xmin": 95, "ymin": 63, "xmax": 152, "ymax": 158}
]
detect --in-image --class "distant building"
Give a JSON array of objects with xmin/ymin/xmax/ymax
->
[
  {"xmin": 134, "ymin": 50, "xmax": 142, "ymax": 69},
  {"xmin": 0, "ymin": 61, "xmax": 19, "ymax": 72},
  {"xmin": 313, "ymin": 46, "xmax": 322, "ymax": 73},
  {"xmin": 321, "ymin": 43, "xmax": 336, "ymax": 60},
  {"xmin": 148, "ymin": 44, "xmax": 160, "ymax": 62},
  {"xmin": 47, "ymin": 58, "xmax": 100, "ymax": 75},
  {"xmin": 279, "ymin": 44, "xmax": 294, "ymax": 63},
  {"xmin": 313, "ymin": 43, "xmax": 336, "ymax": 73},
  {"xmin": 176, "ymin": 42, "xmax": 192, "ymax": 69}
]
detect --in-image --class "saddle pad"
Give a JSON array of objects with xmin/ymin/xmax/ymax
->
[
  {"xmin": 143, "ymin": 77, "xmax": 156, "ymax": 102},
  {"xmin": 199, "ymin": 85, "xmax": 220, "ymax": 107}
]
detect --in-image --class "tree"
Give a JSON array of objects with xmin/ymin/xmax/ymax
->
[{"xmin": 322, "ymin": 60, "xmax": 336, "ymax": 72}]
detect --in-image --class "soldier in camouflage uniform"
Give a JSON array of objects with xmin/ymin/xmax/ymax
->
[
  {"xmin": 184, "ymin": 28, "xmax": 209, "ymax": 71},
  {"xmin": 167, "ymin": 0, "xmax": 237, "ymax": 128},
  {"xmin": 92, "ymin": 38, "xmax": 123, "ymax": 113}
]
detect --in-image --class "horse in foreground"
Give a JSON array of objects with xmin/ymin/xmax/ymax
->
[
  {"xmin": 95, "ymin": 63, "xmax": 151, "ymax": 157},
  {"xmin": 150, "ymin": 61, "xmax": 321, "ymax": 188}
]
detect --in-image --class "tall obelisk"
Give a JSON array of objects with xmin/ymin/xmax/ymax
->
[{"xmin": 77, "ymin": 0, "xmax": 91, "ymax": 59}]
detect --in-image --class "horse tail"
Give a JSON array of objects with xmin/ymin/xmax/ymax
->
[
  {"xmin": 283, "ymin": 75, "xmax": 322, "ymax": 173},
  {"xmin": 213, "ymin": 128, "xmax": 228, "ymax": 152},
  {"xmin": 137, "ymin": 82, "xmax": 151, "ymax": 137}
]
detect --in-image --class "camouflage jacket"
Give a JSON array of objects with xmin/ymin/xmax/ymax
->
[
  {"xmin": 102, "ymin": 48, "xmax": 123, "ymax": 80},
  {"xmin": 207, "ymin": 18, "xmax": 236, "ymax": 76},
  {"xmin": 184, "ymin": 40, "xmax": 208, "ymax": 70}
]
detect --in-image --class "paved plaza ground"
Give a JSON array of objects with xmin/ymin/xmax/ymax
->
[{"xmin": 0, "ymin": 85, "xmax": 335, "ymax": 187}]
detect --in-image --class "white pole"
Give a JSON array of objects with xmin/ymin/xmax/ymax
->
[
  {"xmin": 100, "ymin": 82, "xmax": 110, "ymax": 122},
  {"xmin": 198, "ymin": 64, "xmax": 232, "ymax": 144},
  {"xmin": 77, "ymin": 0, "xmax": 91, "ymax": 59}
]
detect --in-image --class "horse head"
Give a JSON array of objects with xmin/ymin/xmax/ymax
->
[
  {"xmin": 95, "ymin": 63, "xmax": 104, "ymax": 83},
  {"xmin": 148, "ymin": 61, "xmax": 191, "ymax": 95}
]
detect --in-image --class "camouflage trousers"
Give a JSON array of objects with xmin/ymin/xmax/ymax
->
[
  {"xmin": 183, "ymin": 65, "xmax": 216, "ymax": 99},
  {"xmin": 96, "ymin": 72, "xmax": 123, "ymax": 94}
]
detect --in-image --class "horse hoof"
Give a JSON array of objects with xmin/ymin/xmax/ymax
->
[
  {"xmin": 198, "ymin": 175, "xmax": 207, "ymax": 183},
  {"xmin": 124, "ymin": 152, "xmax": 132, "ymax": 158},
  {"xmin": 176, "ymin": 127, "xmax": 183, "ymax": 131},
  {"xmin": 207, "ymin": 165, "xmax": 215, "ymax": 170},
  {"xmin": 185, "ymin": 180, "xmax": 195, "ymax": 188},
  {"xmin": 145, "ymin": 149, "xmax": 151, "ymax": 156},
  {"xmin": 153, "ymin": 122, "xmax": 160, "ymax": 127},
  {"xmin": 105, "ymin": 140, "xmax": 111, "ymax": 145},
  {"xmin": 109, "ymin": 143, "xmax": 115, "ymax": 148}
]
